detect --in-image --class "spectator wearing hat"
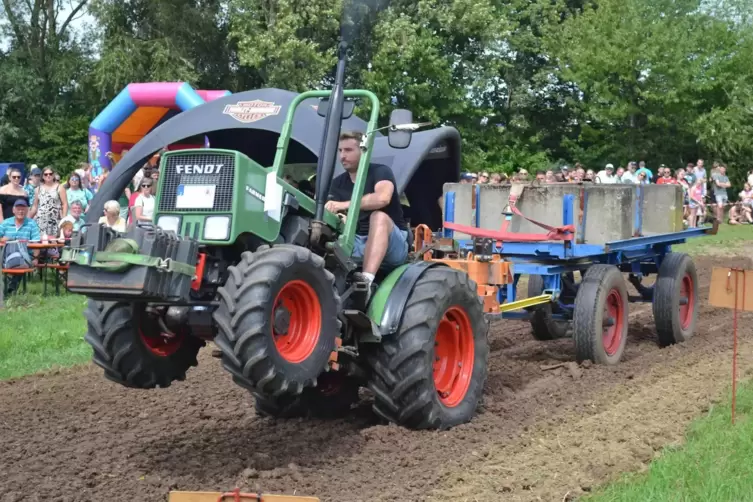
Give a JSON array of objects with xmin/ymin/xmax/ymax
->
[
  {"xmin": 595, "ymin": 163, "xmax": 617, "ymax": 183},
  {"xmin": 459, "ymin": 172, "xmax": 477, "ymax": 184},
  {"xmin": 0, "ymin": 199, "xmax": 41, "ymax": 294}
]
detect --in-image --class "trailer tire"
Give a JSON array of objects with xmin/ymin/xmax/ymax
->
[
  {"xmin": 573, "ymin": 265, "xmax": 628, "ymax": 365},
  {"xmin": 213, "ymin": 245, "xmax": 341, "ymax": 397},
  {"xmin": 253, "ymin": 373, "xmax": 360, "ymax": 419},
  {"xmin": 84, "ymin": 300, "xmax": 204, "ymax": 388},
  {"xmin": 528, "ymin": 274, "xmax": 572, "ymax": 340},
  {"xmin": 367, "ymin": 267, "xmax": 489, "ymax": 430},
  {"xmin": 653, "ymin": 253, "xmax": 698, "ymax": 347}
]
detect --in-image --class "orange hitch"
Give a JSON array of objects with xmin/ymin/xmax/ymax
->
[{"xmin": 413, "ymin": 224, "xmax": 434, "ymax": 260}]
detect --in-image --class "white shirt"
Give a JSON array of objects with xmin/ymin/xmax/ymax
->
[
  {"xmin": 595, "ymin": 170, "xmax": 617, "ymax": 183},
  {"xmin": 134, "ymin": 194, "xmax": 155, "ymax": 220}
]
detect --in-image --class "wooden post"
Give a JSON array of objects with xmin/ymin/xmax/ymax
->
[{"xmin": 708, "ymin": 267, "xmax": 752, "ymax": 424}]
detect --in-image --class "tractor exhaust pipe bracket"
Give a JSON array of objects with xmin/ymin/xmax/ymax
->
[{"xmin": 311, "ymin": 40, "xmax": 348, "ymax": 244}]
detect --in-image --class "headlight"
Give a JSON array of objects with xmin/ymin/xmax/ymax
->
[
  {"xmin": 204, "ymin": 216, "xmax": 230, "ymax": 240},
  {"xmin": 157, "ymin": 215, "xmax": 181, "ymax": 234}
]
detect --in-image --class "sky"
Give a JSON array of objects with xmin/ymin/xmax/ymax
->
[{"xmin": 0, "ymin": 1, "xmax": 95, "ymax": 51}]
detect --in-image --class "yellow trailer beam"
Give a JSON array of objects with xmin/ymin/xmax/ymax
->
[{"xmin": 498, "ymin": 294, "xmax": 553, "ymax": 313}]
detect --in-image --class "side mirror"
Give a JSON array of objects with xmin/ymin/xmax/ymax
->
[
  {"xmin": 388, "ymin": 109, "xmax": 413, "ymax": 149},
  {"xmin": 316, "ymin": 98, "xmax": 355, "ymax": 119}
]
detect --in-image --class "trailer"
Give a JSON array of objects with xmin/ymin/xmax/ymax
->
[{"xmin": 414, "ymin": 182, "xmax": 717, "ymax": 365}]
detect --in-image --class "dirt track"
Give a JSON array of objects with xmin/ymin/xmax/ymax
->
[{"xmin": 1, "ymin": 255, "xmax": 752, "ymax": 502}]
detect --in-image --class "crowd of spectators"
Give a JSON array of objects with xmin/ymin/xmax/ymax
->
[
  {"xmin": 0, "ymin": 153, "xmax": 162, "ymax": 294},
  {"xmin": 461, "ymin": 159, "xmax": 753, "ymax": 228}
]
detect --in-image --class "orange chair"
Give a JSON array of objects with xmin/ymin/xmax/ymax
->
[{"xmin": 2, "ymin": 267, "xmax": 36, "ymax": 295}]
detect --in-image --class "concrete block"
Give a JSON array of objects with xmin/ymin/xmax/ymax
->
[
  {"xmin": 639, "ymin": 184, "xmax": 684, "ymax": 235},
  {"xmin": 442, "ymin": 182, "xmax": 684, "ymax": 245}
]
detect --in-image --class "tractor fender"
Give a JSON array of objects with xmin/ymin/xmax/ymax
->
[{"xmin": 367, "ymin": 261, "xmax": 447, "ymax": 337}]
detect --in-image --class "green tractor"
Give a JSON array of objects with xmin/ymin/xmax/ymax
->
[{"xmin": 63, "ymin": 43, "xmax": 489, "ymax": 430}]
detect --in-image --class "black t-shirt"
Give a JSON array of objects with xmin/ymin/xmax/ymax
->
[{"xmin": 329, "ymin": 163, "xmax": 407, "ymax": 235}]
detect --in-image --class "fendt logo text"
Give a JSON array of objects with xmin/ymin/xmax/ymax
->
[{"xmin": 175, "ymin": 164, "xmax": 224, "ymax": 175}]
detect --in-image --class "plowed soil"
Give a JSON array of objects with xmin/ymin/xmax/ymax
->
[{"xmin": 1, "ymin": 255, "xmax": 752, "ymax": 502}]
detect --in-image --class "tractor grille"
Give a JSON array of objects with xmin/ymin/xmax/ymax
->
[{"xmin": 159, "ymin": 153, "xmax": 235, "ymax": 212}]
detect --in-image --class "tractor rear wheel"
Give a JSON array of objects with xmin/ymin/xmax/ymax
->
[
  {"xmin": 83, "ymin": 300, "xmax": 204, "ymax": 388},
  {"xmin": 253, "ymin": 372, "xmax": 360, "ymax": 419},
  {"xmin": 367, "ymin": 267, "xmax": 489, "ymax": 430},
  {"xmin": 213, "ymin": 245, "xmax": 341, "ymax": 397}
]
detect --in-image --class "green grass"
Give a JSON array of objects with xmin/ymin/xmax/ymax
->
[
  {"xmin": 0, "ymin": 279, "xmax": 90, "ymax": 380},
  {"xmin": 673, "ymin": 223, "xmax": 753, "ymax": 256},
  {"xmin": 583, "ymin": 379, "xmax": 753, "ymax": 502}
]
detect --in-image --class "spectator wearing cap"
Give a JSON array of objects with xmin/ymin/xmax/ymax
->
[
  {"xmin": 459, "ymin": 172, "xmax": 477, "ymax": 184},
  {"xmin": 0, "ymin": 199, "xmax": 41, "ymax": 293},
  {"xmin": 595, "ymin": 163, "xmax": 617, "ymax": 183}
]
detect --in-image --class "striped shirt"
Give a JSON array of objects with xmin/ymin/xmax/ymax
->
[{"xmin": 0, "ymin": 217, "xmax": 42, "ymax": 242}]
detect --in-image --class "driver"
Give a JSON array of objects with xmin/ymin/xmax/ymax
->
[{"xmin": 325, "ymin": 131, "xmax": 409, "ymax": 288}]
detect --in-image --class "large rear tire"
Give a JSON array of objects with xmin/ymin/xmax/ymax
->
[
  {"xmin": 573, "ymin": 265, "xmax": 628, "ymax": 365},
  {"xmin": 213, "ymin": 245, "xmax": 341, "ymax": 397},
  {"xmin": 83, "ymin": 300, "xmax": 204, "ymax": 388},
  {"xmin": 367, "ymin": 267, "xmax": 489, "ymax": 430},
  {"xmin": 653, "ymin": 252, "xmax": 698, "ymax": 347}
]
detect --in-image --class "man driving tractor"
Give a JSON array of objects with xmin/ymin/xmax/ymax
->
[{"xmin": 325, "ymin": 131, "xmax": 409, "ymax": 288}]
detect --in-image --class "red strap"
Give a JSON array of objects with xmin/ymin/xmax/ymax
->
[{"xmin": 443, "ymin": 221, "xmax": 573, "ymax": 242}]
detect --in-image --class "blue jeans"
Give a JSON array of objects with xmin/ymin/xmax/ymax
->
[{"xmin": 353, "ymin": 224, "xmax": 410, "ymax": 269}]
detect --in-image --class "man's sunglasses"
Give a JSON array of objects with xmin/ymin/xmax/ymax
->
[{"xmin": 10, "ymin": 175, "xmax": 20, "ymax": 180}]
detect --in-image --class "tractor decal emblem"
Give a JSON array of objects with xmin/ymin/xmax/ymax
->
[
  {"xmin": 223, "ymin": 100, "xmax": 281, "ymax": 123},
  {"xmin": 245, "ymin": 185, "xmax": 265, "ymax": 202}
]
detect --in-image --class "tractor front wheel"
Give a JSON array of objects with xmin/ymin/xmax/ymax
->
[
  {"xmin": 213, "ymin": 245, "xmax": 341, "ymax": 397},
  {"xmin": 367, "ymin": 267, "xmax": 489, "ymax": 430},
  {"xmin": 83, "ymin": 300, "xmax": 205, "ymax": 388}
]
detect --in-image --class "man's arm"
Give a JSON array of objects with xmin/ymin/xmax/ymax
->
[{"xmin": 360, "ymin": 180, "xmax": 394, "ymax": 211}]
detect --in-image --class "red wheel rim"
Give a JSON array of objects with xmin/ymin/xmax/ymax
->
[
  {"xmin": 139, "ymin": 328, "xmax": 184, "ymax": 357},
  {"xmin": 679, "ymin": 273, "xmax": 694, "ymax": 330},
  {"xmin": 272, "ymin": 280, "xmax": 322, "ymax": 364},
  {"xmin": 433, "ymin": 306, "xmax": 475, "ymax": 408},
  {"xmin": 602, "ymin": 289, "xmax": 624, "ymax": 356}
]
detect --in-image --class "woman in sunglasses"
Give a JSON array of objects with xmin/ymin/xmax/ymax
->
[
  {"xmin": 65, "ymin": 172, "xmax": 93, "ymax": 215},
  {"xmin": 29, "ymin": 167, "xmax": 68, "ymax": 237},
  {"xmin": 0, "ymin": 168, "xmax": 30, "ymax": 220}
]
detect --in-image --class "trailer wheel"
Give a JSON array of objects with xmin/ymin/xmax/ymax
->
[
  {"xmin": 213, "ymin": 245, "xmax": 341, "ymax": 397},
  {"xmin": 367, "ymin": 267, "xmax": 489, "ymax": 430},
  {"xmin": 83, "ymin": 300, "xmax": 204, "ymax": 388},
  {"xmin": 653, "ymin": 253, "xmax": 698, "ymax": 347},
  {"xmin": 528, "ymin": 274, "xmax": 572, "ymax": 340},
  {"xmin": 573, "ymin": 265, "xmax": 628, "ymax": 365},
  {"xmin": 253, "ymin": 373, "xmax": 360, "ymax": 419}
]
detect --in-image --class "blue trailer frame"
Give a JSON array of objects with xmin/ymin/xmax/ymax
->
[{"xmin": 440, "ymin": 186, "xmax": 715, "ymax": 364}]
